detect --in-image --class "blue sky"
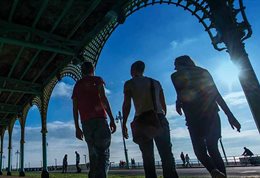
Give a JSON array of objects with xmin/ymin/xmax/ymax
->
[{"xmin": 3, "ymin": 1, "xmax": 260, "ymax": 168}]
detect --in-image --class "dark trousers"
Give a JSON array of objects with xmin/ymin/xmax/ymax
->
[
  {"xmin": 181, "ymin": 158, "xmax": 185, "ymax": 167},
  {"xmin": 62, "ymin": 165, "xmax": 67, "ymax": 173},
  {"xmin": 138, "ymin": 114, "xmax": 178, "ymax": 178},
  {"xmin": 82, "ymin": 119, "xmax": 111, "ymax": 178},
  {"xmin": 188, "ymin": 114, "xmax": 226, "ymax": 175},
  {"xmin": 76, "ymin": 161, "xmax": 81, "ymax": 172}
]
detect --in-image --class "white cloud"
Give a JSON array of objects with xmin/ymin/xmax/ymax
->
[
  {"xmin": 171, "ymin": 127, "xmax": 190, "ymax": 139},
  {"xmin": 52, "ymin": 82, "xmax": 111, "ymax": 97},
  {"xmin": 170, "ymin": 38, "xmax": 198, "ymax": 49},
  {"xmin": 222, "ymin": 127, "xmax": 259, "ymax": 139},
  {"xmin": 166, "ymin": 104, "xmax": 179, "ymax": 119},
  {"xmin": 223, "ymin": 91, "xmax": 247, "ymax": 107},
  {"xmin": 52, "ymin": 82, "xmax": 73, "ymax": 98},
  {"xmin": 105, "ymin": 87, "xmax": 111, "ymax": 95}
]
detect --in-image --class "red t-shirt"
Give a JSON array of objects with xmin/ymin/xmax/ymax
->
[{"xmin": 72, "ymin": 76, "xmax": 106, "ymax": 121}]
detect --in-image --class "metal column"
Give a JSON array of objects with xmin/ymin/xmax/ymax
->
[
  {"xmin": 207, "ymin": 0, "xmax": 260, "ymax": 132},
  {"xmin": 7, "ymin": 132, "xmax": 12, "ymax": 176},
  {"xmin": 19, "ymin": 126, "xmax": 25, "ymax": 176},
  {"xmin": 0, "ymin": 134, "xmax": 4, "ymax": 175},
  {"xmin": 41, "ymin": 130, "xmax": 49, "ymax": 178}
]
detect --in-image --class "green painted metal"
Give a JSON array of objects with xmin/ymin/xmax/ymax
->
[
  {"xmin": 32, "ymin": 0, "xmax": 49, "ymax": 28},
  {"xmin": 8, "ymin": 34, "xmax": 31, "ymax": 77},
  {"xmin": 50, "ymin": 0, "xmax": 74, "ymax": 33},
  {"xmin": 43, "ymin": 1, "xmax": 120, "ymax": 85},
  {"xmin": 43, "ymin": 56, "xmax": 73, "ymax": 86},
  {"xmin": 7, "ymin": 134, "xmax": 12, "ymax": 175},
  {"xmin": 33, "ymin": 53, "xmax": 57, "ymax": 82},
  {"xmin": 0, "ymin": 87, "xmax": 41, "ymax": 95},
  {"xmin": 77, "ymin": 11, "xmax": 115, "ymax": 53},
  {"xmin": 19, "ymin": 127, "xmax": 25, "ymax": 176},
  {"xmin": 0, "ymin": 37, "xmax": 74, "ymax": 56},
  {"xmin": 43, "ymin": 0, "xmax": 105, "ymax": 85},
  {"xmin": 67, "ymin": 0, "xmax": 102, "ymax": 38},
  {"xmin": 0, "ymin": 42, "xmax": 3, "ymax": 53},
  {"xmin": 0, "ymin": 76, "xmax": 41, "ymax": 98},
  {"xmin": 0, "ymin": 119, "xmax": 8, "ymax": 126},
  {"xmin": 41, "ymin": 132, "xmax": 48, "ymax": 174},
  {"xmin": 0, "ymin": 20, "xmax": 80, "ymax": 46},
  {"xmin": 20, "ymin": 51, "xmax": 41, "ymax": 79},
  {"xmin": 0, "ymin": 77, "xmax": 42, "ymax": 87},
  {"xmin": 0, "ymin": 103, "xmax": 22, "ymax": 107},
  {"xmin": 0, "ymin": 135, "xmax": 3, "ymax": 175},
  {"xmin": 0, "ymin": 104, "xmax": 21, "ymax": 116},
  {"xmin": 8, "ymin": 0, "xmax": 19, "ymax": 22}
]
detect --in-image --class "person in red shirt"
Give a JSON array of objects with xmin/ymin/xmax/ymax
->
[{"xmin": 72, "ymin": 61, "xmax": 116, "ymax": 178}]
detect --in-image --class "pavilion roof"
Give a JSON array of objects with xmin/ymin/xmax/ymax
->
[{"xmin": 0, "ymin": 0, "xmax": 121, "ymax": 127}]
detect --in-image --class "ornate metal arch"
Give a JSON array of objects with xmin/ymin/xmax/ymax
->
[
  {"xmin": 19, "ymin": 103, "xmax": 31, "ymax": 128},
  {"xmin": 43, "ymin": 63, "xmax": 81, "ymax": 107},
  {"xmin": 82, "ymin": 0, "xmax": 218, "ymax": 66},
  {"xmin": 31, "ymin": 96, "xmax": 42, "ymax": 114},
  {"xmin": 82, "ymin": 0, "xmax": 251, "ymax": 66},
  {"xmin": 35, "ymin": 64, "xmax": 81, "ymax": 132}
]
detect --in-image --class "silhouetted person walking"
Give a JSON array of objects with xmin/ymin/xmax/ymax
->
[
  {"xmin": 242, "ymin": 147, "xmax": 254, "ymax": 156},
  {"xmin": 75, "ymin": 151, "xmax": 81, "ymax": 173},
  {"xmin": 180, "ymin": 152, "xmax": 185, "ymax": 167},
  {"xmin": 62, "ymin": 154, "xmax": 68, "ymax": 173},
  {"xmin": 185, "ymin": 154, "xmax": 191, "ymax": 168},
  {"xmin": 131, "ymin": 158, "xmax": 136, "ymax": 168},
  {"xmin": 122, "ymin": 60, "xmax": 179, "ymax": 178},
  {"xmin": 72, "ymin": 61, "xmax": 116, "ymax": 178},
  {"xmin": 171, "ymin": 55, "xmax": 241, "ymax": 178}
]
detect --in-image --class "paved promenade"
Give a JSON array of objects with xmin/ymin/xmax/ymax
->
[
  {"xmin": 0, "ymin": 166, "xmax": 259, "ymax": 177},
  {"xmin": 109, "ymin": 166, "xmax": 260, "ymax": 177}
]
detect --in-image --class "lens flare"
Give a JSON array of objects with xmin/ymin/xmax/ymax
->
[{"xmin": 215, "ymin": 60, "xmax": 240, "ymax": 90}]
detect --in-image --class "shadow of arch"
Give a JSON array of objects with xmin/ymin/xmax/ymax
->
[{"xmin": 82, "ymin": 0, "xmax": 221, "ymax": 66}]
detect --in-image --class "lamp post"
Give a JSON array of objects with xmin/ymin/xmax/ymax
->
[
  {"xmin": 15, "ymin": 150, "xmax": 20, "ymax": 171},
  {"xmin": 54, "ymin": 158, "xmax": 57, "ymax": 170},
  {"xmin": 116, "ymin": 111, "xmax": 129, "ymax": 169},
  {"xmin": 83, "ymin": 155, "xmax": 87, "ymax": 166},
  {"xmin": 219, "ymin": 138, "xmax": 228, "ymax": 165}
]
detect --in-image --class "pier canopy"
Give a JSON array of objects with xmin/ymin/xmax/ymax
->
[{"xmin": 0, "ymin": 0, "xmax": 260, "ymax": 177}]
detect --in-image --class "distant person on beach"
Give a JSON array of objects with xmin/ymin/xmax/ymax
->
[
  {"xmin": 185, "ymin": 154, "xmax": 192, "ymax": 168},
  {"xmin": 75, "ymin": 151, "xmax": 81, "ymax": 173},
  {"xmin": 180, "ymin": 152, "xmax": 185, "ymax": 167},
  {"xmin": 62, "ymin": 154, "xmax": 68, "ymax": 173},
  {"xmin": 242, "ymin": 147, "xmax": 254, "ymax": 156},
  {"xmin": 171, "ymin": 55, "xmax": 241, "ymax": 178}
]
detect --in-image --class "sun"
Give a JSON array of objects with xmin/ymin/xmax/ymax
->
[{"xmin": 215, "ymin": 60, "xmax": 240, "ymax": 89}]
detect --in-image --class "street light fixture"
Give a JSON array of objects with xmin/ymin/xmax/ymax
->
[{"xmin": 115, "ymin": 111, "xmax": 129, "ymax": 169}]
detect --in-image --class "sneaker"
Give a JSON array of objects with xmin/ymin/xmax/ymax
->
[{"xmin": 211, "ymin": 169, "xmax": 226, "ymax": 178}]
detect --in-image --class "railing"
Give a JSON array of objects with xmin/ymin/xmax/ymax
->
[
  {"xmin": 6, "ymin": 154, "xmax": 259, "ymax": 172},
  {"xmin": 109, "ymin": 154, "xmax": 260, "ymax": 169}
]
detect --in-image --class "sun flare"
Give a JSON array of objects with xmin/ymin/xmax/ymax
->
[{"xmin": 215, "ymin": 60, "xmax": 240, "ymax": 89}]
